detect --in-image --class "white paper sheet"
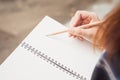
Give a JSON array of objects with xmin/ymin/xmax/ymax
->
[{"xmin": 0, "ymin": 16, "xmax": 102, "ymax": 80}]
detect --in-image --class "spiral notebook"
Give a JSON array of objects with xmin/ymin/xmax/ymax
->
[{"xmin": 0, "ymin": 16, "xmax": 101, "ymax": 80}]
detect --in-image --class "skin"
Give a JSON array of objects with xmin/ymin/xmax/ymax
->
[{"xmin": 68, "ymin": 11, "xmax": 100, "ymax": 43}]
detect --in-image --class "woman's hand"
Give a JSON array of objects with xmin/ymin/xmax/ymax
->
[
  {"xmin": 68, "ymin": 25, "xmax": 99, "ymax": 43},
  {"xmin": 69, "ymin": 11, "xmax": 100, "ymax": 42}
]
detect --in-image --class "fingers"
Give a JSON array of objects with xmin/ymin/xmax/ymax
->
[
  {"xmin": 70, "ymin": 11, "xmax": 100, "ymax": 28},
  {"xmin": 68, "ymin": 26, "xmax": 94, "ymax": 42},
  {"xmin": 68, "ymin": 27, "xmax": 83, "ymax": 37},
  {"xmin": 70, "ymin": 11, "xmax": 91, "ymax": 27},
  {"xmin": 68, "ymin": 32, "xmax": 84, "ymax": 41},
  {"xmin": 68, "ymin": 27, "xmax": 88, "ymax": 41},
  {"xmin": 69, "ymin": 10, "xmax": 100, "ymax": 42},
  {"xmin": 70, "ymin": 12, "xmax": 82, "ymax": 27}
]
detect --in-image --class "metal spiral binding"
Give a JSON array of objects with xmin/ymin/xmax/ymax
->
[{"xmin": 21, "ymin": 42, "xmax": 87, "ymax": 80}]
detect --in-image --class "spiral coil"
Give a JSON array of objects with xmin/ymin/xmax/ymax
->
[{"xmin": 21, "ymin": 42, "xmax": 87, "ymax": 80}]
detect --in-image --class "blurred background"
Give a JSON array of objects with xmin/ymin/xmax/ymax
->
[{"xmin": 0, "ymin": 0, "xmax": 118, "ymax": 64}]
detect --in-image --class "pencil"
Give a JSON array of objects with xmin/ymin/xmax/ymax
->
[
  {"xmin": 46, "ymin": 21, "xmax": 103, "ymax": 36},
  {"xmin": 46, "ymin": 30, "xmax": 68, "ymax": 36}
]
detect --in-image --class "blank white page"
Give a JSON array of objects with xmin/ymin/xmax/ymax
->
[{"xmin": 0, "ymin": 16, "xmax": 102, "ymax": 80}]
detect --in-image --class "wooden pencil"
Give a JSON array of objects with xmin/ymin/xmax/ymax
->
[{"xmin": 46, "ymin": 21, "xmax": 103, "ymax": 36}]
